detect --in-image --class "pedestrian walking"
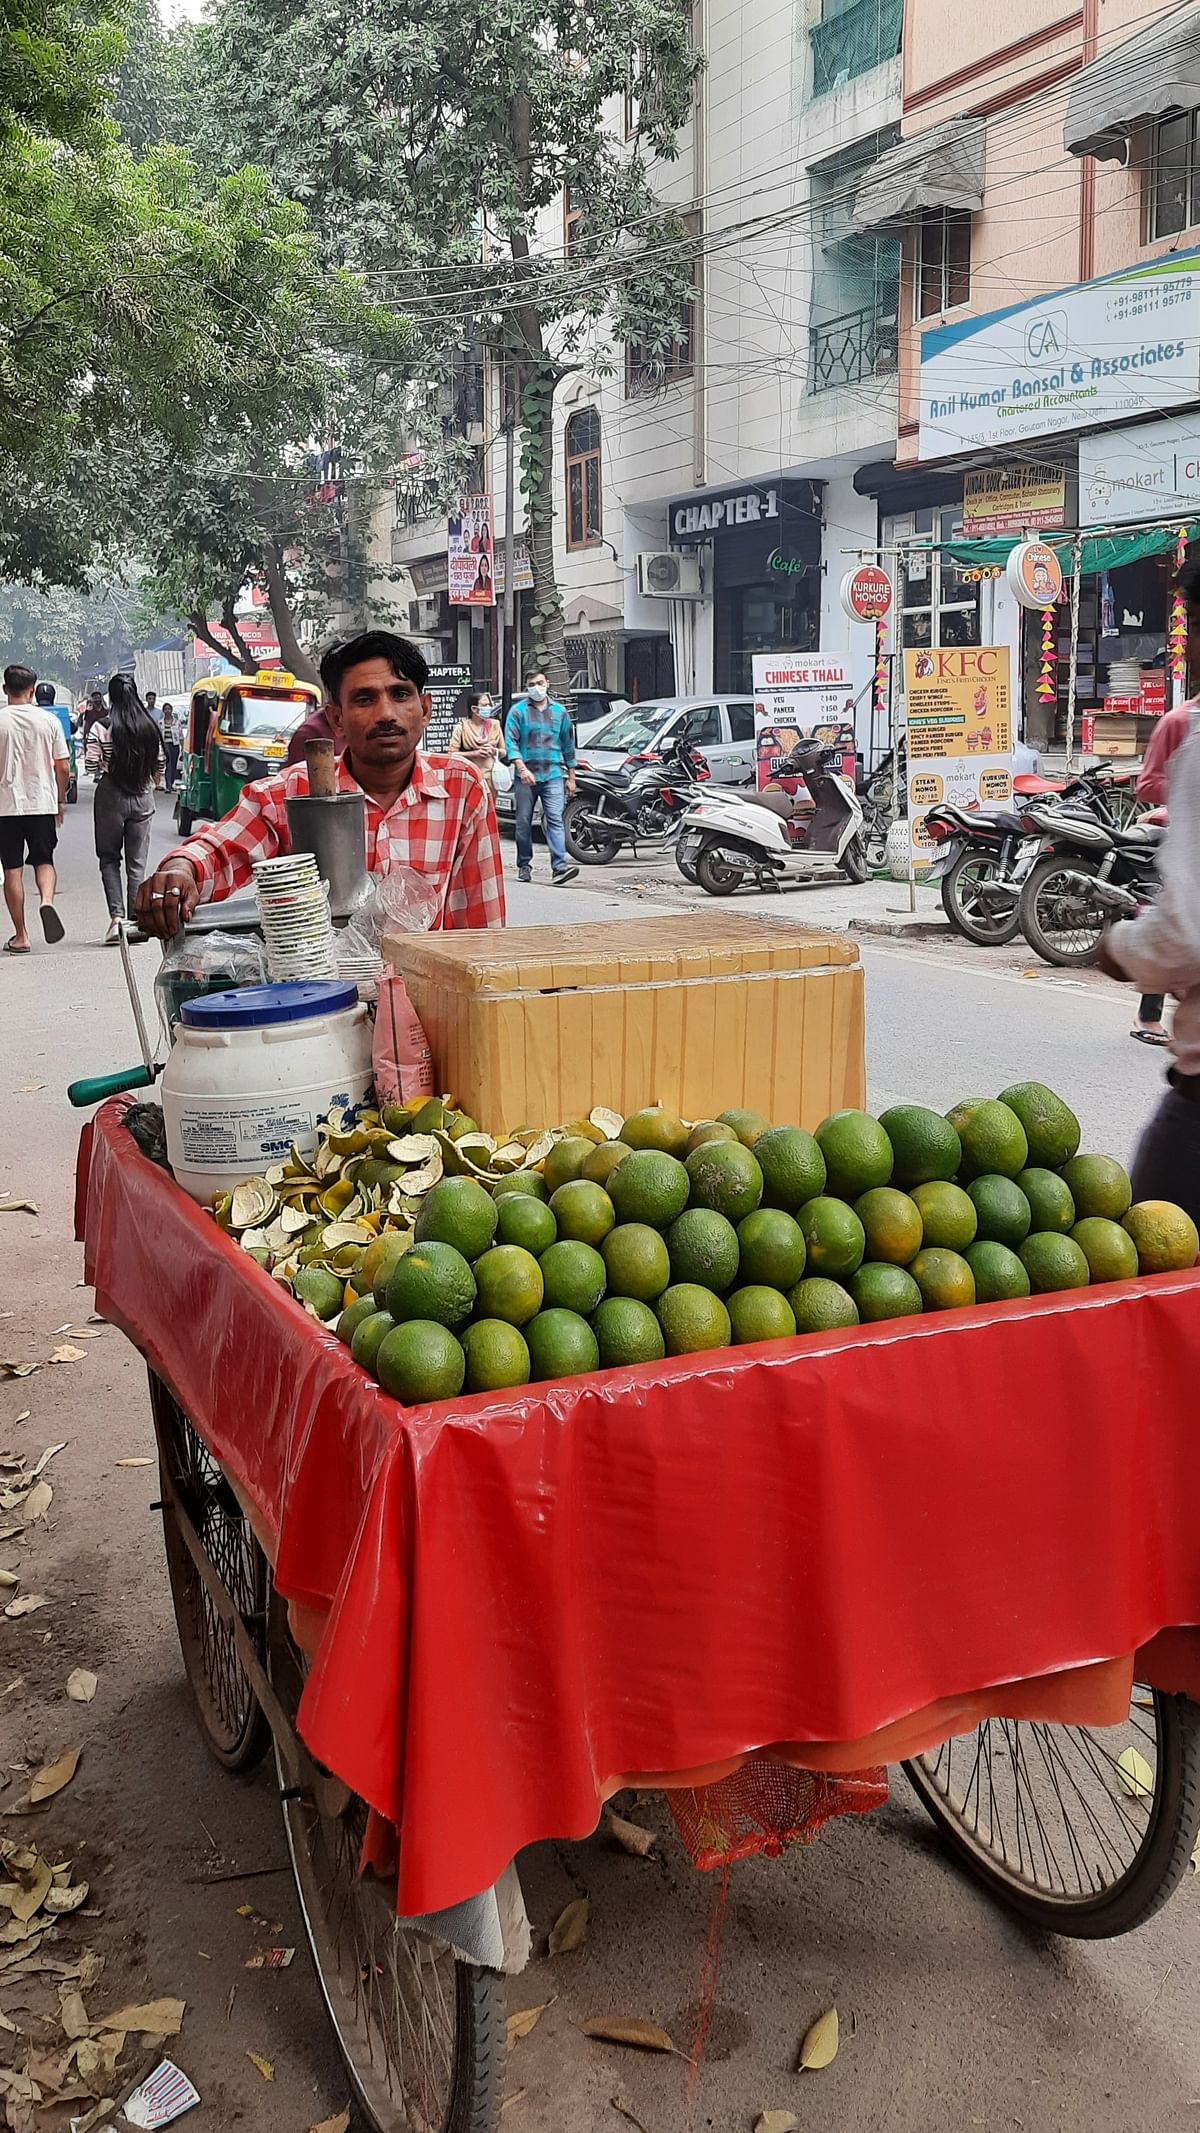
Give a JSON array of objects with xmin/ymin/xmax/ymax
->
[
  {"xmin": 1128, "ymin": 687, "xmax": 1198, "ymax": 1047},
  {"xmin": 1101, "ymin": 564, "xmax": 1200, "ymax": 1222},
  {"xmin": 504, "ymin": 670, "xmax": 580, "ymax": 885},
  {"xmin": 86, "ymin": 673, "xmax": 163, "ymax": 943},
  {"xmin": 448, "ymin": 691, "xmax": 506, "ymax": 783},
  {"xmin": 161, "ymin": 702, "xmax": 181, "ymax": 790},
  {"xmin": 143, "ymin": 690, "xmax": 165, "ymax": 789},
  {"xmin": 0, "ymin": 662, "xmax": 69, "ymax": 952}
]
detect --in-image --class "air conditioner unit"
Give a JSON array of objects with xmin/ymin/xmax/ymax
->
[{"xmin": 637, "ymin": 551, "xmax": 702, "ymax": 599}]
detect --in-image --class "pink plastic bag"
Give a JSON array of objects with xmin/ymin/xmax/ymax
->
[{"xmin": 373, "ymin": 972, "xmax": 435, "ymax": 1105}]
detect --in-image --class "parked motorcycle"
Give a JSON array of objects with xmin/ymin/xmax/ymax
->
[
  {"xmin": 924, "ymin": 763, "xmax": 1147, "ymax": 949},
  {"xmin": 563, "ymin": 725, "xmax": 712, "ymax": 865},
  {"xmin": 677, "ymin": 740, "xmax": 868, "ymax": 896},
  {"xmin": 1017, "ymin": 807, "xmax": 1164, "ymax": 967}
]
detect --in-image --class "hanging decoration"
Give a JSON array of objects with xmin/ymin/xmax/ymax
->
[
  {"xmin": 1036, "ymin": 607, "xmax": 1057, "ymax": 704},
  {"xmin": 1169, "ymin": 527, "xmax": 1189, "ymax": 692},
  {"xmin": 873, "ymin": 615, "xmax": 888, "ymax": 732}
]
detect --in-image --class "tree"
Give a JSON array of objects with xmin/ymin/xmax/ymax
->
[
  {"xmin": 189, "ymin": 0, "xmax": 702, "ymax": 693},
  {"xmin": 0, "ymin": 575, "xmax": 139, "ymax": 690}
]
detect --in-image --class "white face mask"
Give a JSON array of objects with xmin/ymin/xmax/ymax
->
[
  {"xmin": 527, "ymin": 683, "xmax": 548, "ymax": 703},
  {"xmin": 476, "ymin": 700, "xmax": 493, "ymax": 714}
]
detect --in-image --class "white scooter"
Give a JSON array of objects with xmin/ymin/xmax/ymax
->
[{"xmin": 677, "ymin": 740, "xmax": 868, "ymax": 896}]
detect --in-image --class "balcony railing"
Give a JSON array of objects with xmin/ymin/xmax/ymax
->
[{"xmin": 809, "ymin": 305, "xmax": 898, "ymax": 393}]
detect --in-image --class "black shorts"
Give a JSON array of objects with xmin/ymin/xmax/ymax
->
[{"xmin": 0, "ymin": 815, "xmax": 57, "ymax": 871}]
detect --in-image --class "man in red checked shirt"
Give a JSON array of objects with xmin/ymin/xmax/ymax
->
[{"xmin": 135, "ymin": 631, "xmax": 505, "ymax": 937}]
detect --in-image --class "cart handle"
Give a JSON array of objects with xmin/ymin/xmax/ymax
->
[{"xmin": 67, "ymin": 1065, "xmax": 157, "ymax": 1109}]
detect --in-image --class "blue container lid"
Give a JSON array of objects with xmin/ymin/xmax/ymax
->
[{"xmin": 179, "ymin": 980, "xmax": 359, "ymax": 1030}]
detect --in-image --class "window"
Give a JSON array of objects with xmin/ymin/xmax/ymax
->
[
  {"xmin": 1149, "ymin": 113, "xmax": 1200, "ymax": 239},
  {"xmin": 627, "ymin": 215, "xmax": 698, "ymax": 395},
  {"xmin": 811, "ymin": 0, "xmax": 902, "ymax": 96},
  {"xmin": 671, "ymin": 705, "xmax": 720, "ymax": 747},
  {"xmin": 892, "ymin": 507, "xmax": 981, "ymax": 649},
  {"xmin": 565, "ymin": 406, "xmax": 601, "ymax": 549},
  {"xmin": 563, "ymin": 187, "xmax": 585, "ymax": 256},
  {"xmin": 727, "ymin": 703, "xmax": 756, "ymax": 742},
  {"xmin": 916, "ymin": 207, "xmax": 971, "ymax": 320}
]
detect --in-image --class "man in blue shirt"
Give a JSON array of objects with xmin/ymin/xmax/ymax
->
[{"xmin": 503, "ymin": 669, "xmax": 579, "ymax": 885}]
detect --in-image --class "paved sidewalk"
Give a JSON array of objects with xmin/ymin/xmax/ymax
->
[{"xmin": 508, "ymin": 852, "xmax": 953, "ymax": 939}]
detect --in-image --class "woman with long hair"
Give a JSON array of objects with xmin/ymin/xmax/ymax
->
[
  {"xmin": 86, "ymin": 673, "xmax": 163, "ymax": 942},
  {"xmin": 447, "ymin": 688, "xmax": 506, "ymax": 783}
]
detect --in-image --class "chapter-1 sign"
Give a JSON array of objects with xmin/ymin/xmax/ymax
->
[{"xmin": 840, "ymin": 564, "xmax": 893, "ymax": 623}]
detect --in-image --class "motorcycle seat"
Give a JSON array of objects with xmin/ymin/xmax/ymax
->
[
  {"xmin": 1112, "ymin": 822, "xmax": 1164, "ymax": 848},
  {"xmin": 745, "ymin": 788, "xmax": 801, "ymax": 819}
]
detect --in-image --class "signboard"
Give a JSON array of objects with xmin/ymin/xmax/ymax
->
[
  {"xmin": 904, "ymin": 646, "xmax": 1013, "ymax": 868},
  {"xmin": 1079, "ymin": 410, "xmax": 1200, "ymax": 525},
  {"xmin": 424, "ymin": 662, "xmax": 472, "ymax": 752},
  {"xmin": 919, "ymin": 247, "xmax": 1200, "ymax": 460},
  {"xmin": 448, "ymin": 494, "xmax": 495, "ymax": 606},
  {"xmin": 1006, "ymin": 538, "xmax": 1064, "ymax": 609},
  {"xmin": 752, "ymin": 653, "xmax": 855, "ymax": 791},
  {"xmin": 672, "ymin": 484, "xmax": 782, "ymax": 543},
  {"xmin": 192, "ymin": 618, "xmax": 281, "ymax": 666},
  {"xmin": 493, "ymin": 538, "xmax": 534, "ymax": 595},
  {"xmin": 840, "ymin": 564, "xmax": 893, "ymax": 622},
  {"xmin": 962, "ymin": 464, "xmax": 1066, "ymax": 537}
]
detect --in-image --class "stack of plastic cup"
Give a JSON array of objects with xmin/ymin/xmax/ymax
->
[{"xmin": 252, "ymin": 853, "xmax": 338, "ymax": 981}]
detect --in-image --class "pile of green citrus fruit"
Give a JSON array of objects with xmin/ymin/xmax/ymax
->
[{"xmin": 322, "ymin": 1085, "xmax": 1198, "ymax": 1406}]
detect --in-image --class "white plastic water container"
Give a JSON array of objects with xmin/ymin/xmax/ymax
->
[{"xmin": 162, "ymin": 980, "xmax": 374, "ymax": 1203}]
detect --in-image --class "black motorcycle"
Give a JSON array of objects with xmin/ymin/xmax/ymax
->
[
  {"xmin": 563, "ymin": 726, "xmax": 712, "ymax": 865},
  {"xmin": 1017, "ymin": 806, "xmax": 1164, "ymax": 967},
  {"xmin": 925, "ymin": 763, "xmax": 1145, "ymax": 949}
]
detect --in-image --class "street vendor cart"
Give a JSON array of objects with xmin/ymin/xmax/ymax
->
[{"xmin": 76, "ymin": 1091, "xmax": 1200, "ymax": 2133}]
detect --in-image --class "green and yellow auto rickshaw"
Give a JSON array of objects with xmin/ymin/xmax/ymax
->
[{"xmin": 175, "ymin": 670, "xmax": 322, "ymax": 834}]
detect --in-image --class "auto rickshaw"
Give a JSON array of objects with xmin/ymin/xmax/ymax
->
[{"xmin": 175, "ymin": 670, "xmax": 322, "ymax": 833}]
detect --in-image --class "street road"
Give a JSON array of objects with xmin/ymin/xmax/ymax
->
[{"xmin": 1, "ymin": 785, "xmax": 1195, "ymax": 2132}]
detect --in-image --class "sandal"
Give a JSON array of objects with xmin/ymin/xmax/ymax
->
[
  {"xmin": 39, "ymin": 904, "xmax": 65, "ymax": 944},
  {"xmin": 3, "ymin": 939, "xmax": 30, "ymax": 954},
  {"xmin": 1130, "ymin": 1026, "xmax": 1170, "ymax": 1046}
]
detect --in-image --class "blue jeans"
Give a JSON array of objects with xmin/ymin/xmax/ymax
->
[{"xmin": 514, "ymin": 774, "xmax": 567, "ymax": 871}]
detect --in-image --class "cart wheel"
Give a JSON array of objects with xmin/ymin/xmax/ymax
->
[
  {"xmin": 148, "ymin": 1371, "xmax": 270, "ymax": 1774},
  {"xmin": 903, "ymin": 1687, "xmax": 1200, "ymax": 1937},
  {"xmin": 267, "ymin": 1589, "xmax": 503, "ymax": 2133}
]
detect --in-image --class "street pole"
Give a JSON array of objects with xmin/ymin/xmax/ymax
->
[
  {"xmin": 501, "ymin": 380, "xmax": 517, "ymax": 717},
  {"xmin": 1065, "ymin": 532, "xmax": 1083, "ymax": 770}
]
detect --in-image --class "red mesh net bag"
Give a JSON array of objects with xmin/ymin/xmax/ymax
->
[{"xmin": 665, "ymin": 1759, "xmax": 889, "ymax": 1872}]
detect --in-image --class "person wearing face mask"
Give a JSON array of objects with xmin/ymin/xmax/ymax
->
[
  {"xmin": 448, "ymin": 690, "xmax": 506, "ymax": 783},
  {"xmin": 504, "ymin": 669, "xmax": 579, "ymax": 885}
]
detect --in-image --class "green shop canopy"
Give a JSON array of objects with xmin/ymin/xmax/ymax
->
[{"xmin": 944, "ymin": 524, "xmax": 1199, "ymax": 575}]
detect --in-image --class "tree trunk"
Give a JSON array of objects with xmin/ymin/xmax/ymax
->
[
  {"xmin": 509, "ymin": 90, "xmax": 569, "ymax": 706},
  {"xmin": 189, "ymin": 609, "xmax": 254, "ymax": 673},
  {"xmin": 260, "ymin": 537, "xmax": 321, "ymax": 688}
]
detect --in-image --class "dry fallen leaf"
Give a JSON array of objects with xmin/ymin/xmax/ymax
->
[
  {"xmin": 755, "ymin": 2114, "xmax": 799, "ymax": 2132},
  {"xmin": 66, "ymin": 1671, "xmax": 97, "ymax": 1705},
  {"xmin": 29, "ymin": 1747, "xmax": 80, "ymax": 1804},
  {"xmin": 549, "ymin": 1897, "xmax": 589, "ymax": 1956},
  {"xmin": 97, "ymin": 1999, "xmax": 183, "ymax": 2039},
  {"xmin": 10, "ymin": 1858, "xmax": 51, "ymax": 1924},
  {"xmin": 246, "ymin": 2052, "xmax": 274, "ymax": 2081},
  {"xmin": 48, "ymin": 1346, "xmax": 86, "ymax": 1366},
  {"xmin": 308, "ymin": 2114, "xmax": 351, "ymax": 2133},
  {"xmin": 507, "ymin": 2000, "xmax": 552, "ymax": 2047},
  {"xmin": 59, "ymin": 1988, "xmax": 90, "ymax": 2041},
  {"xmin": 605, "ymin": 1809, "xmax": 656, "ymax": 1859},
  {"xmin": 4, "ymin": 1594, "xmax": 48, "ymax": 1619},
  {"xmin": 12, "ymin": 1413, "xmax": 29, "ymax": 1426},
  {"xmin": 114, "ymin": 1458, "xmax": 152, "ymax": 1470},
  {"xmin": 31, "ymin": 1444, "xmax": 67, "ymax": 1478},
  {"xmin": 581, "ymin": 2018, "xmax": 675, "ymax": 2054},
  {"xmin": 798, "ymin": 2007, "xmax": 839, "ymax": 2072},
  {"xmin": 0, "ymin": 1363, "xmax": 38, "ymax": 1379},
  {"xmin": 0, "ymin": 1201, "xmax": 37, "ymax": 1216},
  {"xmin": 45, "ymin": 1882, "xmax": 89, "ymax": 1915},
  {"xmin": 1117, "ymin": 1747, "xmax": 1154, "ymax": 1801},
  {"xmin": 0, "ymin": 1570, "xmax": 17, "ymax": 1590},
  {"xmin": 20, "ymin": 1480, "xmax": 52, "ymax": 1526},
  {"xmin": 67, "ymin": 2099, "xmax": 113, "ymax": 2133}
]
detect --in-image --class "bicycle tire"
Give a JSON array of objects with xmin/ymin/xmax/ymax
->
[
  {"xmin": 1019, "ymin": 853, "xmax": 1104, "ymax": 966},
  {"xmin": 267, "ymin": 1589, "xmax": 504, "ymax": 2133},
  {"xmin": 148, "ymin": 1370, "xmax": 270, "ymax": 1774},
  {"xmin": 904, "ymin": 1690, "xmax": 1200, "ymax": 1937},
  {"xmin": 942, "ymin": 851, "xmax": 1022, "ymax": 946}
]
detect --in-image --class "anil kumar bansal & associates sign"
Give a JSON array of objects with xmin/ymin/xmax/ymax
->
[{"xmin": 918, "ymin": 249, "xmax": 1200, "ymax": 460}]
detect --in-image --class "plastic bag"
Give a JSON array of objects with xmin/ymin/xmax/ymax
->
[
  {"xmin": 154, "ymin": 928, "xmax": 268, "ymax": 1042},
  {"xmin": 342, "ymin": 864, "xmax": 440, "ymax": 962},
  {"xmin": 373, "ymin": 974, "xmax": 435, "ymax": 1105}
]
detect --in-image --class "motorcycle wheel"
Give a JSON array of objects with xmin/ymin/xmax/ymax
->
[
  {"xmin": 1019, "ymin": 853, "xmax": 1105, "ymax": 966},
  {"xmin": 942, "ymin": 850, "xmax": 1022, "ymax": 947},
  {"xmin": 675, "ymin": 840, "xmax": 700, "ymax": 885},
  {"xmin": 563, "ymin": 796, "xmax": 621, "ymax": 866},
  {"xmin": 695, "ymin": 841, "xmax": 746, "ymax": 896},
  {"xmin": 840, "ymin": 835, "xmax": 869, "ymax": 884},
  {"xmin": 1105, "ymin": 784, "xmax": 1146, "ymax": 831}
]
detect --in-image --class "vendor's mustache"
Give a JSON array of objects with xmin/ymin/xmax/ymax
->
[{"xmin": 366, "ymin": 720, "xmax": 410, "ymax": 739}]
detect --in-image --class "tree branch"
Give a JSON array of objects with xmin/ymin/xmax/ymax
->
[{"xmin": 219, "ymin": 595, "xmax": 257, "ymax": 671}]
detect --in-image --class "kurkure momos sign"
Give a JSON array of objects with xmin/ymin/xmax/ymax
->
[{"xmin": 918, "ymin": 249, "xmax": 1200, "ymax": 460}]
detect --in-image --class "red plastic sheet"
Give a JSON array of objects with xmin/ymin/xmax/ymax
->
[{"xmin": 79, "ymin": 1100, "xmax": 1200, "ymax": 1916}]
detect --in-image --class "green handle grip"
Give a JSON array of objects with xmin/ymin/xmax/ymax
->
[{"xmin": 67, "ymin": 1065, "xmax": 156, "ymax": 1108}]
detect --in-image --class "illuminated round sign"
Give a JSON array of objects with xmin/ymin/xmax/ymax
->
[
  {"xmin": 1006, "ymin": 538, "xmax": 1064, "ymax": 610},
  {"xmin": 840, "ymin": 564, "xmax": 893, "ymax": 623}
]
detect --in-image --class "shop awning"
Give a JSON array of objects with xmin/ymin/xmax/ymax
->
[
  {"xmin": 943, "ymin": 522, "xmax": 1198, "ymax": 574},
  {"xmin": 851, "ymin": 118, "xmax": 985, "ymax": 234},
  {"xmin": 1065, "ymin": 6, "xmax": 1200, "ymax": 162}
]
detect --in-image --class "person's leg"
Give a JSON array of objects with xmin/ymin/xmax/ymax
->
[
  {"xmin": 540, "ymin": 777, "xmax": 567, "ymax": 870},
  {"xmin": 27, "ymin": 816, "xmax": 62, "ymax": 940},
  {"xmin": 123, "ymin": 801, "xmax": 154, "ymax": 919},
  {"xmin": 2, "ymin": 866, "xmax": 28, "ymax": 949},
  {"xmin": 1130, "ymin": 1085, "xmax": 1200, "ymax": 1221},
  {"xmin": 93, "ymin": 782, "xmax": 125, "ymax": 921},
  {"xmin": 1132, "ymin": 993, "xmax": 1169, "ymax": 1044},
  {"xmin": 513, "ymin": 776, "xmax": 535, "ymax": 876}
]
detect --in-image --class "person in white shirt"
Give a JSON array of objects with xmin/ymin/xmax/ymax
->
[{"xmin": 0, "ymin": 662, "xmax": 69, "ymax": 952}]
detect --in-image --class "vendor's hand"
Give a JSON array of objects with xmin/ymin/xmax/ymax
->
[
  {"xmin": 135, "ymin": 861, "xmax": 199, "ymax": 939},
  {"xmin": 517, "ymin": 764, "xmax": 536, "ymax": 787}
]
